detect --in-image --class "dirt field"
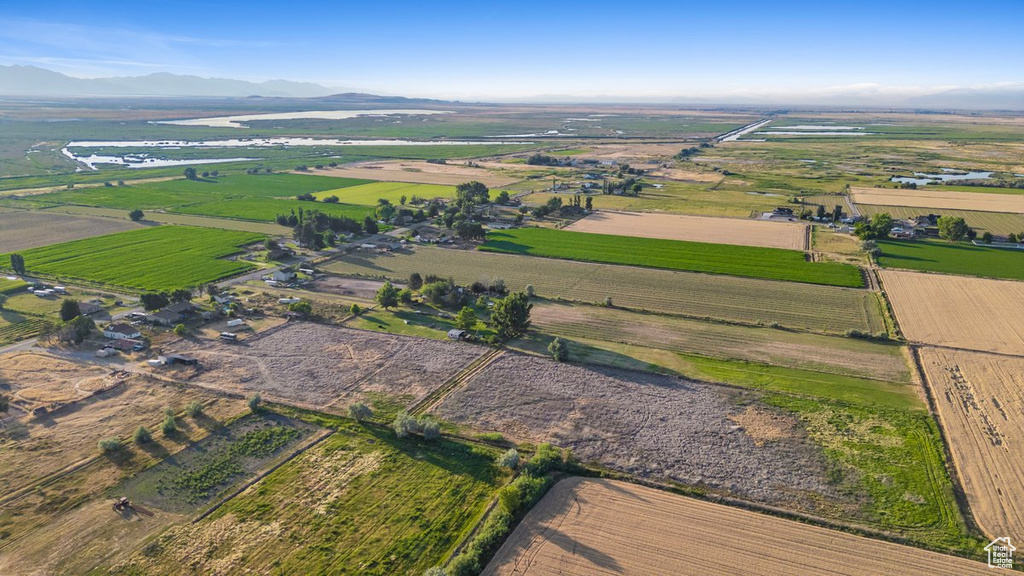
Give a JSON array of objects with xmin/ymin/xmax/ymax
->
[
  {"xmin": 919, "ymin": 347, "xmax": 1024, "ymax": 541},
  {"xmin": 880, "ymin": 270, "xmax": 1024, "ymax": 354},
  {"xmin": 564, "ymin": 211, "xmax": 808, "ymax": 250},
  {"xmin": 485, "ymin": 477, "xmax": 991, "ymax": 576},
  {"xmin": 311, "ymin": 160, "xmax": 521, "ymax": 187},
  {"xmin": 0, "ymin": 210, "xmax": 141, "ymax": 252},
  {"xmin": 0, "ymin": 351, "xmax": 245, "ymax": 499},
  {"xmin": 851, "ymin": 187, "xmax": 1024, "ymax": 213},
  {"xmin": 171, "ymin": 323, "xmax": 484, "ymax": 412},
  {"xmin": 436, "ymin": 353, "xmax": 842, "ymax": 511}
]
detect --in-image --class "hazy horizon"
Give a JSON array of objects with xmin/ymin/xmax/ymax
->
[{"xmin": 1, "ymin": 0, "xmax": 1022, "ymax": 105}]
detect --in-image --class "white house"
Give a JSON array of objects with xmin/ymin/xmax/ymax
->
[
  {"xmin": 272, "ymin": 269, "xmax": 297, "ymax": 283},
  {"xmin": 104, "ymin": 323, "xmax": 141, "ymax": 340}
]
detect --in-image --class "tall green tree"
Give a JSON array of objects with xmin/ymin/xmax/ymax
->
[
  {"xmin": 490, "ymin": 292, "xmax": 532, "ymax": 340},
  {"xmin": 455, "ymin": 306, "xmax": 478, "ymax": 331},
  {"xmin": 9, "ymin": 253, "xmax": 25, "ymax": 275},
  {"xmin": 60, "ymin": 299, "xmax": 81, "ymax": 322},
  {"xmin": 938, "ymin": 216, "xmax": 970, "ymax": 242},
  {"xmin": 128, "ymin": 209, "xmax": 144, "ymax": 221},
  {"xmin": 375, "ymin": 281, "xmax": 399, "ymax": 309},
  {"xmin": 183, "ymin": 167, "xmax": 198, "ymax": 180}
]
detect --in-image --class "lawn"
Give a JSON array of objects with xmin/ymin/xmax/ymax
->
[
  {"xmin": 313, "ymin": 181, "xmax": 455, "ymax": 205},
  {"xmin": 481, "ymin": 227, "xmax": 864, "ymax": 287},
  {"xmin": 172, "ymin": 197, "xmax": 373, "ymax": 223},
  {"xmin": 110, "ymin": 415, "xmax": 509, "ymax": 575},
  {"xmin": 0, "ymin": 225, "xmax": 263, "ymax": 291},
  {"xmin": 876, "ymin": 238, "xmax": 1024, "ymax": 280}
]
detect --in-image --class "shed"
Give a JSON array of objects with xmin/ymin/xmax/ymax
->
[
  {"xmin": 447, "ymin": 329, "xmax": 468, "ymax": 340},
  {"xmin": 165, "ymin": 354, "xmax": 198, "ymax": 366}
]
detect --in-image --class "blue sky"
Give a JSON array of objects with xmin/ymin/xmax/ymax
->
[{"xmin": 1, "ymin": 0, "xmax": 1021, "ymax": 100}]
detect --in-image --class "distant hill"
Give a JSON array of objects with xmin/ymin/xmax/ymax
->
[{"xmin": 0, "ymin": 65, "xmax": 341, "ymax": 98}]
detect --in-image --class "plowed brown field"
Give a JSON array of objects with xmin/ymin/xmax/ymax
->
[
  {"xmin": 880, "ymin": 270, "xmax": 1024, "ymax": 354},
  {"xmin": 919, "ymin": 347, "xmax": 1024, "ymax": 541},
  {"xmin": 485, "ymin": 477, "xmax": 991, "ymax": 576},
  {"xmin": 564, "ymin": 211, "xmax": 808, "ymax": 250},
  {"xmin": 851, "ymin": 187, "xmax": 1024, "ymax": 213}
]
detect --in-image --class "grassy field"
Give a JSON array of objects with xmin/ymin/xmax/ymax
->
[
  {"xmin": 0, "ymin": 209, "xmax": 143, "ymax": 252},
  {"xmin": 877, "ymin": 238, "xmax": 1024, "ymax": 280},
  {"xmin": 0, "ymin": 277, "xmax": 28, "ymax": 294},
  {"xmin": 313, "ymin": 181, "xmax": 455, "ymax": 205},
  {"xmin": 325, "ymin": 246, "xmax": 886, "ymax": 334},
  {"xmin": 528, "ymin": 182, "xmax": 784, "ymax": 218},
  {"xmin": 0, "ymin": 225, "xmax": 263, "ymax": 291},
  {"xmin": 172, "ymin": 197, "xmax": 373, "ymax": 223},
  {"xmin": 111, "ymin": 415, "xmax": 509, "ymax": 575},
  {"xmin": 481, "ymin": 227, "xmax": 864, "ymax": 287},
  {"xmin": 856, "ymin": 204, "xmax": 1024, "ymax": 236},
  {"xmin": 48, "ymin": 205, "xmax": 290, "ymax": 234}
]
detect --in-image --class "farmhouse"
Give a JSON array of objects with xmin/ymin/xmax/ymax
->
[
  {"xmin": 103, "ymin": 323, "xmax": 141, "ymax": 340},
  {"xmin": 148, "ymin": 309, "xmax": 183, "ymax": 327},
  {"xmin": 78, "ymin": 301, "xmax": 104, "ymax": 315},
  {"xmin": 165, "ymin": 301, "xmax": 195, "ymax": 316},
  {"xmin": 272, "ymin": 268, "xmax": 297, "ymax": 283}
]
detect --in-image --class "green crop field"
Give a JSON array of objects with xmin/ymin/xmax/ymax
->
[
  {"xmin": 0, "ymin": 225, "xmax": 263, "ymax": 291},
  {"xmin": 313, "ymin": 181, "xmax": 455, "ymax": 205},
  {"xmin": 856, "ymin": 204, "xmax": 1024, "ymax": 236},
  {"xmin": 481, "ymin": 227, "xmax": 864, "ymax": 287},
  {"xmin": 172, "ymin": 197, "xmax": 373, "ymax": 223},
  {"xmin": 528, "ymin": 182, "xmax": 784, "ymax": 218},
  {"xmin": 0, "ymin": 277, "xmax": 28, "ymax": 294},
  {"xmin": 877, "ymin": 238, "xmax": 1024, "ymax": 280},
  {"xmin": 111, "ymin": 415, "xmax": 509, "ymax": 575},
  {"xmin": 324, "ymin": 245, "xmax": 886, "ymax": 334},
  {"xmin": 0, "ymin": 318, "xmax": 51, "ymax": 347}
]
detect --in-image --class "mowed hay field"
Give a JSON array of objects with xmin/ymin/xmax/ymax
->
[
  {"xmin": 325, "ymin": 247, "xmax": 886, "ymax": 334},
  {"xmin": 850, "ymin": 186, "xmax": 1024, "ymax": 213},
  {"xmin": 481, "ymin": 228, "xmax": 863, "ymax": 287},
  {"xmin": 484, "ymin": 477, "xmax": 991, "ymax": 576},
  {"xmin": 564, "ymin": 211, "xmax": 808, "ymax": 250},
  {"xmin": 0, "ymin": 225, "xmax": 263, "ymax": 291},
  {"xmin": 0, "ymin": 210, "xmax": 141, "ymax": 252},
  {"xmin": 919, "ymin": 348, "xmax": 1024, "ymax": 541},
  {"xmin": 880, "ymin": 270, "xmax": 1024, "ymax": 353},
  {"xmin": 315, "ymin": 161, "xmax": 522, "ymax": 187},
  {"xmin": 312, "ymin": 181, "xmax": 454, "ymax": 205}
]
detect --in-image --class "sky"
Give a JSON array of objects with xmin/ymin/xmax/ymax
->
[{"xmin": 1, "ymin": 0, "xmax": 1022, "ymax": 102}]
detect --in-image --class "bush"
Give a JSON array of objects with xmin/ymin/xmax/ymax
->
[
  {"xmin": 497, "ymin": 448, "xmax": 520, "ymax": 469},
  {"xmin": 447, "ymin": 554, "xmax": 479, "ymax": 576},
  {"xmin": 98, "ymin": 438, "xmax": 122, "ymax": 452},
  {"xmin": 173, "ymin": 323, "xmax": 187, "ymax": 337},
  {"xmin": 422, "ymin": 567, "xmax": 447, "ymax": 576},
  {"xmin": 525, "ymin": 284, "xmax": 535, "ymax": 298},
  {"xmin": 185, "ymin": 400, "xmax": 204, "ymax": 417},
  {"xmin": 420, "ymin": 418, "xmax": 441, "ymax": 440},
  {"xmin": 348, "ymin": 402, "xmax": 373, "ymax": 422},
  {"xmin": 524, "ymin": 443, "xmax": 563, "ymax": 476},
  {"xmin": 161, "ymin": 414, "xmax": 178, "ymax": 435},
  {"xmin": 548, "ymin": 337, "xmax": 568, "ymax": 362},
  {"xmin": 349, "ymin": 303, "xmax": 361, "ymax": 316},
  {"xmin": 248, "ymin": 393, "xmax": 262, "ymax": 413},
  {"xmin": 393, "ymin": 411, "xmax": 418, "ymax": 438},
  {"xmin": 129, "ymin": 209, "xmax": 144, "ymax": 221},
  {"xmin": 133, "ymin": 425, "xmax": 152, "ymax": 444}
]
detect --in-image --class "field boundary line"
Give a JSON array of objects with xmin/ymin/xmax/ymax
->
[{"xmin": 409, "ymin": 348, "xmax": 503, "ymax": 416}]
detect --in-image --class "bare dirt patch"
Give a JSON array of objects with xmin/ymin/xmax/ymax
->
[
  {"xmin": 485, "ymin": 477, "xmax": 991, "ymax": 576},
  {"xmin": 171, "ymin": 323, "xmax": 485, "ymax": 412},
  {"xmin": 919, "ymin": 347, "xmax": 1024, "ymax": 540},
  {"xmin": 564, "ymin": 211, "xmax": 808, "ymax": 250},
  {"xmin": 851, "ymin": 187, "xmax": 1024, "ymax": 213},
  {"xmin": 311, "ymin": 160, "xmax": 520, "ymax": 187},
  {"xmin": 880, "ymin": 270, "xmax": 1024, "ymax": 354},
  {"xmin": 0, "ymin": 210, "xmax": 142, "ymax": 252},
  {"xmin": 436, "ymin": 353, "xmax": 840, "ymax": 510},
  {"xmin": 309, "ymin": 276, "xmax": 390, "ymax": 301}
]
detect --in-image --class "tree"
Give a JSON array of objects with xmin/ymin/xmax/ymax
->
[
  {"xmin": 409, "ymin": 273, "xmax": 423, "ymax": 290},
  {"xmin": 855, "ymin": 213, "xmax": 894, "ymax": 240},
  {"xmin": 348, "ymin": 402, "xmax": 373, "ymax": 422},
  {"xmin": 128, "ymin": 209, "xmax": 144, "ymax": 221},
  {"xmin": 349, "ymin": 303, "xmax": 361, "ymax": 316},
  {"xmin": 525, "ymin": 285, "xmax": 535, "ymax": 298},
  {"xmin": 490, "ymin": 292, "xmax": 532, "ymax": 340},
  {"xmin": 0, "ymin": 394, "xmax": 9, "ymax": 413},
  {"xmin": 585, "ymin": 196, "xmax": 593, "ymax": 211},
  {"xmin": 133, "ymin": 426, "xmax": 152, "ymax": 444},
  {"xmin": 455, "ymin": 181, "xmax": 489, "ymax": 209},
  {"xmin": 981, "ymin": 231, "xmax": 994, "ymax": 244},
  {"xmin": 58, "ymin": 315, "xmax": 94, "ymax": 344},
  {"xmin": 98, "ymin": 438, "xmax": 122, "ymax": 453},
  {"xmin": 170, "ymin": 288, "xmax": 192, "ymax": 302},
  {"xmin": 455, "ymin": 306, "xmax": 478, "ymax": 331},
  {"xmin": 938, "ymin": 216, "xmax": 970, "ymax": 242},
  {"xmin": 288, "ymin": 300, "xmax": 313, "ymax": 315},
  {"xmin": 454, "ymin": 220, "xmax": 485, "ymax": 241},
  {"xmin": 420, "ymin": 418, "xmax": 441, "ymax": 441},
  {"xmin": 161, "ymin": 413, "xmax": 177, "ymax": 435},
  {"xmin": 183, "ymin": 167, "xmax": 198, "ymax": 180},
  {"xmin": 1008, "ymin": 233, "xmax": 1019, "ymax": 244},
  {"xmin": 60, "ymin": 299, "xmax": 81, "ymax": 322},
  {"xmin": 548, "ymin": 337, "xmax": 569, "ymax": 362},
  {"xmin": 833, "ymin": 205, "xmax": 844, "ymax": 222},
  {"xmin": 9, "ymin": 253, "xmax": 25, "ymax": 276},
  {"xmin": 375, "ymin": 281, "xmax": 399, "ymax": 309},
  {"xmin": 497, "ymin": 448, "xmax": 520, "ymax": 469},
  {"xmin": 248, "ymin": 393, "xmax": 262, "ymax": 413},
  {"xmin": 322, "ymin": 195, "xmax": 339, "ymax": 203},
  {"xmin": 495, "ymin": 190, "xmax": 510, "ymax": 205},
  {"xmin": 815, "ymin": 205, "xmax": 827, "ymax": 220},
  {"xmin": 140, "ymin": 292, "xmax": 169, "ymax": 311},
  {"xmin": 363, "ymin": 216, "xmax": 379, "ymax": 235},
  {"xmin": 185, "ymin": 400, "xmax": 204, "ymax": 417},
  {"xmin": 398, "ymin": 288, "xmax": 414, "ymax": 305},
  {"xmin": 393, "ymin": 411, "xmax": 418, "ymax": 438}
]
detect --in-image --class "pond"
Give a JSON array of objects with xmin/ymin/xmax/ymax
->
[
  {"xmin": 153, "ymin": 109, "xmax": 452, "ymax": 128},
  {"xmin": 890, "ymin": 169, "xmax": 993, "ymax": 186}
]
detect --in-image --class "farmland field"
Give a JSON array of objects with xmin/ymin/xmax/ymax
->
[
  {"xmin": 876, "ymin": 239, "xmax": 1024, "ymax": 280},
  {"xmin": 850, "ymin": 186, "xmax": 1024, "ymax": 213},
  {"xmin": 314, "ymin": 161, "xmax": 522, "ymax": 187},
  {"xmin": 880, "ymin": 270, "xmax": 1024, "ymax": 353},
  {"xmin": 324, "ymin": 246, "xmax": 886, "ymax": 334},
  {"xmin": 0, "ymin": 210, "xmax": 142, "ymax": 252},
  {"xmin": 528, "ymin": 182, "xmax": 783, "ymax": 218},
  {"xmin": 110, "ymin": 417, "xmax": 509, "ymax": 576},
  {"xmin": 530, "ymin": 302, "xmax": 909, "ymax": 383},
  {"xmin": 855, "ymin": 204, "xmax": 1024, "ymax": 236},
  {"xmin": 0, "ymin": 226, "xmax": 263, "ymax": 291},
  {"xmin": 312, "ymin": 181, "xmax": 454, "ymax": 205},
  {"xmin": 563, "ymin": 211, "xmax": 808, "ymax": 250},
  {"xmin": 171, "ymin": 197, "xmax": 372, "ymax": 222},
  {"xmin": 485, "ymin": 478, "xmax": 991, "ymax": 576},
  {"xmin": 480, "ymin": 228, "xmax": 863, "ymax": 287},
  {"xmin": 919, "ymin": 348, "xmax": 1024, "ymax": 541},
  {"xmin": 48, "ymin": 205, "xmax": 290, "ymax": 234}
]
